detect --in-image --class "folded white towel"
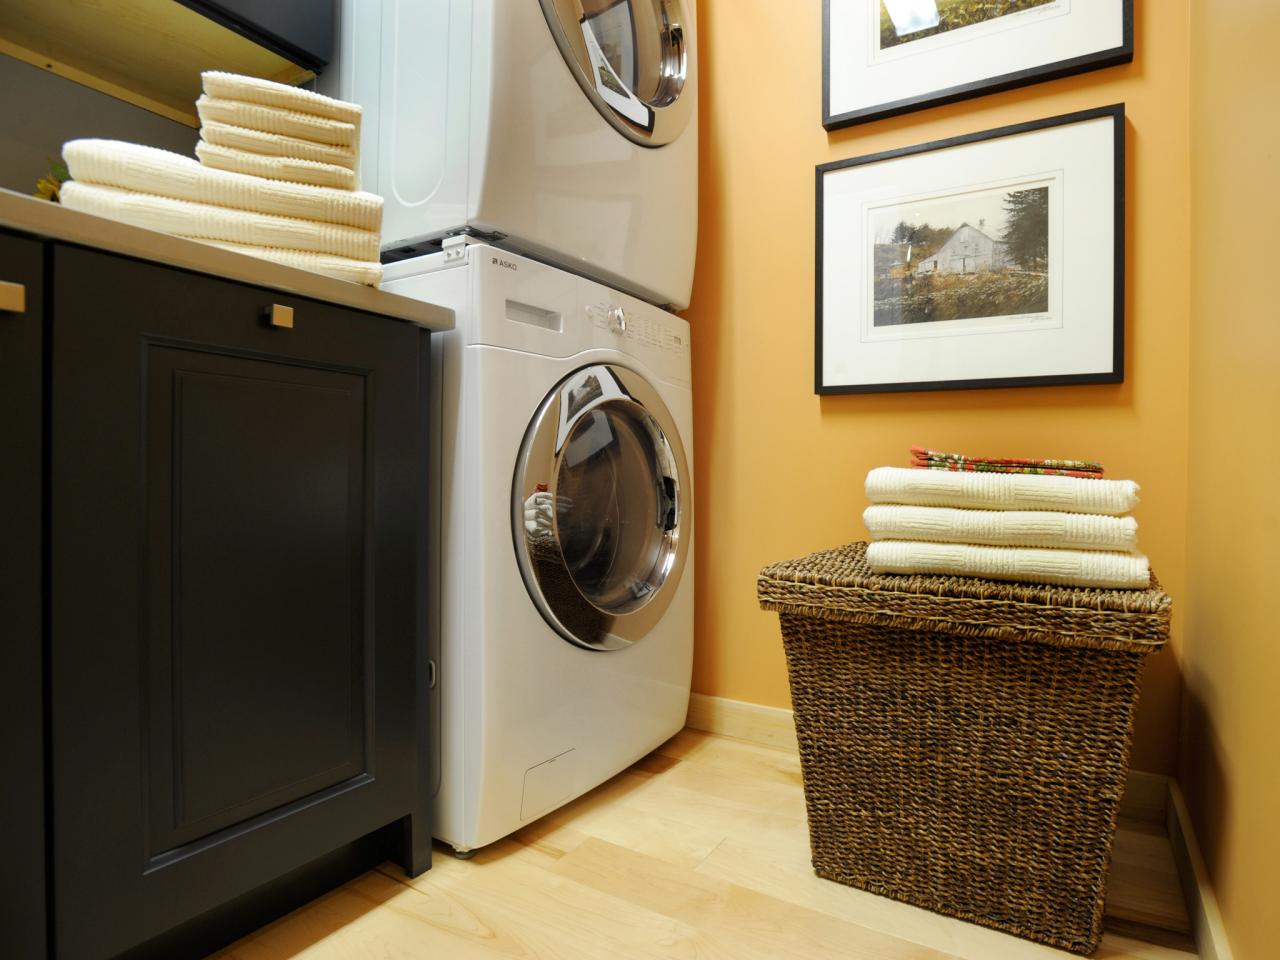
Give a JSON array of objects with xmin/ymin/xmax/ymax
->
[
  {"xmin": 202, "ymin": 71, "xmax": 362, "ymax": 125},
  {"xmin": 866, "ymin": 540, "xmax": 1151, "ymax": 589},
  {"xmin": 197, "ymin": 96, "xmax": 356, "ymax": 147},
  {"xmin": 863, "ymin": 504, "xmax": 1139, "ymax": 552},
  {"xmin": 60, "ymin": 181, "xmax": 380, "ymax": 261},
  {"xmin": 865, "ymin": 466, "xmax": 1140, "ymax": 516},
  {"xmin": 200, "ymin": 120, "xmax": 356, "ymax": 169},
  {"xmin": 64, "ymin": 140, "xmax": 381, "ymax": 231},
  {"xmin": 196, "ymin": 240, "xmax": 382, "ymax": 287},
  {"xmin": 196, "ymin": 141, "xmax": 357, "ymax": 191}
]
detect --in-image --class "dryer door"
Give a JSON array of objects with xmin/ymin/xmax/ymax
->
[
  {"xmin": 538, "ymin": 0, "xmax": 694, "ymax": 147},
  {"xmin": 513, "ymin": 364, "xmax": 690, "ymax": 651}
]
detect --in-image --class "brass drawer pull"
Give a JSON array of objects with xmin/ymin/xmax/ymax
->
[
  {"xmin": 0, "ymin": 280, "xmax": 26, "ymax": 314},
  {"xmin": 266, "ymin": 304, "xmax": 294, "ymax": 329}
]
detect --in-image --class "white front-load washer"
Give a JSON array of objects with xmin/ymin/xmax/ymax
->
[
  {"xmin": 382, "ymin": 242, "xmax": 694, "ymax": 853},
  {"xmin": 325, "ymin": 0, "xmax": 698, "ymax": 310}
]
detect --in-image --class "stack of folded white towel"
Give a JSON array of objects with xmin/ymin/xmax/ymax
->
[
  {"xmin": 58, "ymin": 72, "xmax": 384, "ymax": 286},
  {"xmin": 862, "ymin": 466, "xmax": 1151, "ymax": 589}
]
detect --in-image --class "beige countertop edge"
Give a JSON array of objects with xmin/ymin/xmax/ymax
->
[{"xmin": 0, "ymin": 189, "xmax": 454, "ymax": 332}]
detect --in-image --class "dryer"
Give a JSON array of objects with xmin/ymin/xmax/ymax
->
[
  {"xmin": 330, "ymin": 0, "xmax": 699, "ymax": 309},
  {"xmin": 382, "ymin": 243, "xmax": 694, "ymax": 853}
]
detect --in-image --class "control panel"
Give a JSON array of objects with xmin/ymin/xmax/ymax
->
[{"xmin": 586, "ymin": 302, "xmax": 689, "ymax": 358}]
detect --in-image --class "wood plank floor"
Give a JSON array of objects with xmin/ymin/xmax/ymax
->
[{"xmin": 213, "ymin": 729, "xmax": 1196, "ymax": 960}]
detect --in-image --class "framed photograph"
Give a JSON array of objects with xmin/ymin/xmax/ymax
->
[
  {"xmin": 815, "ymin": 104, "xmax": 1124, "ymax": 395},
  {"xmin": 823, "ymin": 1, "xmax": 1133, "ymax": 129}
]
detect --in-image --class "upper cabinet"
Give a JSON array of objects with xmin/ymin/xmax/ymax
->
[
  {"xmin": 0, "ymin": 0, "xmax": 334, "ymax": 127},
  {"xmin": 175, "ymin": 0, "xmax": 333, "ymax": 72}
]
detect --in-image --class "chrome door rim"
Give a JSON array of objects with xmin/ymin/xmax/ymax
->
[
  {"xmin": 538, "ymin": 0, "xmax": 695, "ymax": 148},
  {"xmin": 512, "ymin": 363, "xmax": 691, "ymax": 651}
]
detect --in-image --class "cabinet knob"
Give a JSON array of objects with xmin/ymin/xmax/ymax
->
[
  {"xmin": 0, "ymin": 280, "xmax": 26, "ymax": 314},
  {"xmin": 266, "ymin": 304, "xmax": 294, "ymax": 329}
]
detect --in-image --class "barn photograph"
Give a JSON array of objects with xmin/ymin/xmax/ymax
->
[
  {"xmin": 879, "ymin": 0, "xmax": 1058, "ymax": 51},
  {"xmin": 871, "ymin": 182, "xmax": 1050, "ymax": 326}
]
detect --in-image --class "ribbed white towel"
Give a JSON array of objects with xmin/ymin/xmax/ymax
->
[
  {"xmin": 866, "ymin": 540, "xmax": 1151, "ymax": 589},
  {"xmin": 60, "ymin": 181, "xmax": 381, "ymax": 261},
  {"xmin": 200, "ymin": 120, "xmax": 356, "ymax": 169},
  {"xmin": 197, "ymin": 240, "xmax": 382, "ymax": 287},
  {"xmin": 64, "ymin": 140, "xmax": 381, "ymax": 231},
  {"xmin": 196, "ymin": 141, "xmax": 357, "ymax": 191},
  {"xmin": 197, "ymin": 96, "xmax": 356, "ymax": 147},
  {"xmin": 863, "ymin": 504, "xmax": 1139, "ymax": 552},
  {"xmin": 865, "ymin": 466, "xmax": 1139, "ymax": 516},
  {"xmin": 202, "ymin": 71, "xmax": 362, "ymax": 125}
]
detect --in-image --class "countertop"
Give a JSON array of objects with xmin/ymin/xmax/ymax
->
[{"xmin": 0, "ymin": 188, "xmax": 453, "ymax": 331}]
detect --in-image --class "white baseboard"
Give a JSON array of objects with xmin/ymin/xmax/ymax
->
[
  {"xmin": 685, "ymin": 693, "xmax": 797, "ymax": 752},
  {"xmin": 1167, "ymin": 781, "xmax": 1236, "ymax": 960}
]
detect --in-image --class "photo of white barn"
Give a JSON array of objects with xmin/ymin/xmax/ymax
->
[{"xmin": 915, "ymin": 221, "xmax": 1010, "ymax": 275}]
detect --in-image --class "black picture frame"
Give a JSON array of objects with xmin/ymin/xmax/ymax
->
[
  {"xmin": 815, "ymin": 104, "xmax": 1125, "ymax": 395},
  {"xmin": 822, "ymin": 1, "xmax": 1133, "ymax": 130}
]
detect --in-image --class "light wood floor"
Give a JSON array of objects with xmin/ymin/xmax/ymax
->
[{"xmin": 213, "ymin": 729, "xmax": 1195, "ymax": 960}]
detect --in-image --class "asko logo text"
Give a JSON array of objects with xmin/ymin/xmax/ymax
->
[{"xmin": 491, "ymin": 257, "xmax": 518, "ymax": 271}]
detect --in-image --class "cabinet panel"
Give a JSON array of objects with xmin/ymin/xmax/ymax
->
[
  {"xmin": 0, "ymin": 231, "xmax": 47, "ymax": 960},
  {"xmin": 145, "ymin": 347, "xmax": 370, "ymax": 853},
  {"xmin": 50, "ymin": 244, "xmax": 425, "ymax": 960}
]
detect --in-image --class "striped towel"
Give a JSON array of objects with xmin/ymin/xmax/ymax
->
[
  {"xmin": 60, "ymin": 181, "xmax": 381, "ymax": 261},
  {"xmin": 863, "ymin": 504, "xmax": 1138, "ymax": 552},
  {"xmin": 865, "ymin": 540, "xmax": 1151, "ymax": 589},
  {"xmin": 910, "ymin": 446, "xmax": 1104, "ymax": 477},
  {"xmin": 64, "ymin": 140, "xmax": 381, "ymax": 231},
  {"xmin": 196, "ymin": 96, "xmax": 356, "ymax": 148},
  {"xmin": 198, "ymin": 240, "xmax": 383, "ymax": 287},
  {"xmin": 865, "ymin": 466, "xmax": 1139, "ymax": 516},
  {"xmin": 195, "ymin": 141, "xmax": 357, "ymax": 191},
  {"xmin": 202, "ymin": 70, "xmax": 362, "ymax": 125},
  {"xmin": 200, "ymin": 120, "xmax": 356, "ymax": 169}
]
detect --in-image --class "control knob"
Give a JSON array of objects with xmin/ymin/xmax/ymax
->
[{"xmin": 607, "ymin": 305, "xmax": 627, "ymax": 334}]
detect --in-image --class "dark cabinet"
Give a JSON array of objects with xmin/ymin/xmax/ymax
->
[
  {"xmin": 3, "ymin": 240, "xmax": 432, "ymax": 960},
  {"xmin": 176, "ymin": 0, "xmax": 334, "ymax": 70},
  {"xmin": 0, "ymin": 230, "xmax": 48, "ymax": 960}
]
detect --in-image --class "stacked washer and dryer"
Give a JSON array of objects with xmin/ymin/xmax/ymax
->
[{"xmin": 326, "ymin": 0, "xmax": 698, "ymax": 855}]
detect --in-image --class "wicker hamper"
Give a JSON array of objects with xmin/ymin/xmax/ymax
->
[{"xmin": 757, "ymin": 542, "xmax": 1171, "ymax": 955}]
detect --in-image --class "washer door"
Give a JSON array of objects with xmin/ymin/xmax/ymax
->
[
  {"xmin": 513, "ymin": 364, "xmax": 690, "ymax": 651},
  {"xmin": 538, "ymin": 0, "xmax": 694, "ymax": 147}
]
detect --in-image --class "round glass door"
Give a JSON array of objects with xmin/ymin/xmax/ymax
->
[
  {"xmin": 514, "ymin": 364, "xmax": 690, "ymax": 651},
  {"xmin": 538, "ymin": 0, "xmax": 695, "ymax": 147}
]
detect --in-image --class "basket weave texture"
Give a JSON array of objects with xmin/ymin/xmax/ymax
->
[{"xmin": 757, "ymin": 542, "xmax": 1171, "ymax": 955}]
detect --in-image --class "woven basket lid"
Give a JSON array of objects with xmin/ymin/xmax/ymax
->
[{"xmin": 757, "ymin": 541, "xmax": 1170, "ymax": 654}]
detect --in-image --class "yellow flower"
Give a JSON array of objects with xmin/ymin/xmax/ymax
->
[
  {"xmin": 34, "ymin": 158, "xmax": 70, "ymax": 202},
  {"xmin": 34, "ymin": 174, "xmax": 61, "ymax": 202}
]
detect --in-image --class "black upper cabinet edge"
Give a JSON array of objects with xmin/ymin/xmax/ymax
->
[
  {"xmin": 821, "ymin": 0, "xmax": 1134, "ymax": 131},
  {"xmin": 174, "ymin": 0, "xmax": 332, "ymax": 71}
]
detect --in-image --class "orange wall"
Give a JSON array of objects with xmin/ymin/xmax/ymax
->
[
  {"xmin": 1183, "ymin": 1, "xmax": 1280, "ymax": 955},
  {"xmin": 684, "ymin": 0, "xmax": 1190, "ymax": 774}
]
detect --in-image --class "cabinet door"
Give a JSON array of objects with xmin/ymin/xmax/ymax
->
[
  {"xmin": 50, "ymin": 246, "xmax": 425, "ymax": 960},
  {"xmin": 0, "ymin": 231, "xmax": 47, "ymax": 960}
]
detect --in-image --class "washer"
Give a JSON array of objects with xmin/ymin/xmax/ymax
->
[
  {"xmin": 329, "ymin": 0, "xmax": 699, "ymax": 309},
  {"xmin": 383, "ymin": 242, "xmax": 693, "ymax": 853}
]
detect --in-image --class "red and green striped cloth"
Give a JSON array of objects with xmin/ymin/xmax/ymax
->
[{"xmin": 910, "ymin": 446, "xmax": 1105, "ymax": 479}]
